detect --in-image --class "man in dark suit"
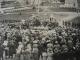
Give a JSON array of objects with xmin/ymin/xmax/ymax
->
[{"xmin": 0, "ymin": 44, "xmax": 4, "ymax": 60}]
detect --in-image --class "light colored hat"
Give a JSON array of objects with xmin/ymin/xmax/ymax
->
[
  {"xmin": 55, "ymin": 41, "xmax": 58, "ymax": 44},
  {"xmin": 21, "ymin": 19, "xmax": 26, "ymax": 24},
  {"xmin": 33, "ymin": 40, "xmax": 38, "ymax": 44},
  {"xmin": 47, "ymin": 43, "xmax": 53, "ymax": 48},
  {"xmin": 18, "ymin": 42, "xmax": 22, "ymax": 45}
]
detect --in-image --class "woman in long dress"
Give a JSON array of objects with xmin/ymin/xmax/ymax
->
[
  {"xmin": 3, "ymin": 40, "xmax": 9, "ymax": 59},
  {"xmin": 23, "ymin": 43, "xmax": 32, "ymax": 60}
]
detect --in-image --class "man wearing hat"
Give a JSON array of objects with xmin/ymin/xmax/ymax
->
[
  {"xmin": 67, "ymin": 40, "xmax": 74, "ymax": 60},
  {"xmin": 53, "ymin": 41, "xmax": 61, "ymax": 60},
  {"xmin": 21, "ymin": 19, "xmax": 29, "ymax": 29},
  {"xmin": 32, "ymin": 40, "xmax": 39, "ymax": 60},
  {"xmin": 41, "ymin": 38, "xmax": 47, "ymax": 60},
  {"xmin": 22, "ymin": 41, "xmax": 32, "ymax": 60},
  {"xmin": 47, "ymin": 43, "xmax": 53, "ymax": 60},
  {"xmin": 61, "ymin": 43, "xmax": 69, "ymax": 60},
  {"xmin": 38, "ymin": 37, "xmax": 48, "ymax": 60}
]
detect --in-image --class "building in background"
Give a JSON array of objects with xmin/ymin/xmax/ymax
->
[
  {"xmin": 0, "ymin": 0, "xmax": 16, "ymax": 8},
  {"xmin": 0, "ymin": 0, "xmax": 78, "ymax": 8},
  {"xmin": 61, "ymin": 0, "xmax": 78, "ymax": 8}
]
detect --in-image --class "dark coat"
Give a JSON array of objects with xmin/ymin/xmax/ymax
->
[{"xmin": 0, "ymin": 45, "xmax": 4, "ymax": 58}]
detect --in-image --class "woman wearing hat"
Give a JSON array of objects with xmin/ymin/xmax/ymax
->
[
  {"xmin": 21, "ymin": 35, "xmax": 32, "ymax": 60},
  {"xmin": 22, "ymin": 42, "xmax": 32, "ymax": 60}
]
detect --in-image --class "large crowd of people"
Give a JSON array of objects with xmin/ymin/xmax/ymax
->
[{"xmin": 0, "ymin": 16, "xmax": 80, "ymax": 60}]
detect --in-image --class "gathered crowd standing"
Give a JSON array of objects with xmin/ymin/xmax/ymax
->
[{"xmin": 0, "ymin": 16, "xmax": 80, "ymax": 60}]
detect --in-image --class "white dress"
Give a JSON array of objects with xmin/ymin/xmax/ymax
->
[{"xmin": 16, "ymin": 44, "xmax": 23, "ymax": 54}]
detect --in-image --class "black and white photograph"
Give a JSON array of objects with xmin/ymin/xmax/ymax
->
[{"xmin": 0, "ymin": 0, "xmax": 80, "ymax": 60}]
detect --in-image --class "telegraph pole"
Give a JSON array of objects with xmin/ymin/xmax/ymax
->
[{"xmin": 37, "ymin": 0, "xmax": 40, "ymax": 14}]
